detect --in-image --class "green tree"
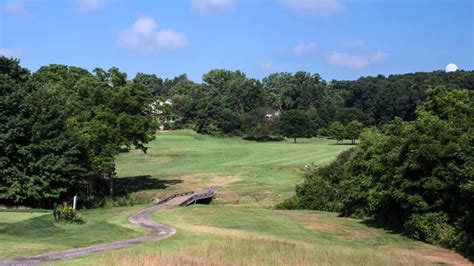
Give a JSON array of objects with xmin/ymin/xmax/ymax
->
[
  {"xmin": 278, "ymin": 109, "xmax": 311, "ymax": 143},
  {"xmin": 345, "ymin": 120, "xmax": 363, "ymax": 144},
  {"xmin": 133, "ymin": 73, "xmax": 163, "ymax": 96},
  {"xmin": 328, "ymin": 122, "xmax": 345, "ymax": 144}
]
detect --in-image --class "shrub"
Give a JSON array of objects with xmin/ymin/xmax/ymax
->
[
  {"xmin": 207, "ymin": 122, "xmax": 222, "ymax": 136},
  {"xmin": 54, "ymin": 202, "xmax": 84, "ymax": 224},
  {"xmin": 294, "ymin": 174, "xmax": 339, "ymax": 212},
  {"xmin": 276, "ymin": 196, "xmax": 299, "ymax": 210},
  {"xmin": 404, "ymin": 212, "xmax": 456, "ymax": 248}
]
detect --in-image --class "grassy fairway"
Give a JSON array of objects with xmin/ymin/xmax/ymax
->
[
  {"xmin": 115, "ymin": 129, "xmax": 349, "ymax": 207},
  {"xmin": 1, "ymin": 130, "xmax": 469, "ymax": 265}
]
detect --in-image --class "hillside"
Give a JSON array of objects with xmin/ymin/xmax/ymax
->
[{"xmin": 2, "ymin": 130, "xmax": 470, "ymax": 265}]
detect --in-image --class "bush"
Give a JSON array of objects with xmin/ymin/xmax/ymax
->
[
  {"xmin": 294, "ymin": 174, "xmax": 340, "ymax": 212},
  {"xmin": 404, "ymin": 212, "xmax": 456, "ymax": 248},
  {"xmin": 276, "ymin": 196, "xmax": 299, "ymax": 209},
  {"xmin": 54, "ymin": 202, "xmax": 84, "ymax": 224},
  {"xmin": 207, "ymin": 122, "xmax": 222, "ymax": 136}
]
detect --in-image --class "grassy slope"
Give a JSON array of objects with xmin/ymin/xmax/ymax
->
[
  {"xmin": 115, "ymin": 129, "xmax": 349, "ymax": 207},
  {"xmin": 0, "ymin": 207, "xmax": 146, "ymax": 259},
  {"xmin": 61, "ymin": 206, "xmax": 461, "ymax": 266},
  {"xmin": 1, "ymin": 130, "xmax": 468, "ymax": 265}
]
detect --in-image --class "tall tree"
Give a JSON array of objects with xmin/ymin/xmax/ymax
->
[
  {"xmin": 345, "ymin": 120, "xmax": 363, "ymax": 144},
  {"xmin": 328, "ymin": 122, "xmax": 345, "ymax": 144},
  {"xmin": 278, "ymin": 109, "xmax": 311, "ymax": 143}
]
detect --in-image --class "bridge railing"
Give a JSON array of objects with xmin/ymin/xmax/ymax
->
[
  {"xmin": 156, "ymin": 191, "xmax": 194, "ymax": 205},
  {"xmin": 179, "ymin": 190, "xmax": 215, "ymax": 206}
]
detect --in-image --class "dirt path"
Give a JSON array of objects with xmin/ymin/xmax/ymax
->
[{"xmin": 0, "ymin": 188, "xmax": 218, "ymax": 266}]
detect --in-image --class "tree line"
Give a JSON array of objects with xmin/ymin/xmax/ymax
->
[
  {"xmin": 136, "ymin": 68, "xmax": 474, "ymax": 141},
  {"xmin": 1, "ymin": 55, "xmax": 473, "ymax": 212}
]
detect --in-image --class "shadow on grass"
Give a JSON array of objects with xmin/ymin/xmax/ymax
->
[
  {"xmin": 115, "ymin": 175, "xmax": 183, "ymax": 196},
  {"xmin": 360, "ymin": 219, "xmax": 405, "ymax": 235}
]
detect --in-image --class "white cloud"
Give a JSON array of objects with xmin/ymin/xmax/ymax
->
[
  {"xmin": 327, "ymin": 51, "xmax": 389, "ymax": 70},
  {"xmin": 446, "ymin": 63, "xmax": 459, "ymax": 72},
  {"xmin": 341, "ymin": 40, "xmax": 364, "ymax": 49},
  {"xmin": 73, "ymin": 0, "xmax": 109, "ymax": 13},
  {"xmin": 191, "ymin": 0, "xmax": 236, "ymax": 15},
  {"xmin": 0, "ymin": 48, "xmax": 22, "ymax": 58},
  {"xmin": 2, "ymin": 1, "xmax": 31, "ymax": 18},
  {"xmin": 291, "ymin": 42, "xmax": 318, "ymax": 56},
  {"xmin": 279, "ymin": 0, "xmax": 344, "ymax": 17},
  {"xmin": 118, "ymin": 17, "xmax": 187, "ymax": 52}
]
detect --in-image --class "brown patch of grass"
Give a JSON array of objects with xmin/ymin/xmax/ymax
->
[
  {"xmin": 170, "ymin": 174, "xmax": 241, "ymax": 192},
  {"xmin": 214, "ymin": 190, "xmax": 292, "ymax": 207},
  {"xmin": 101, "ymin": 251, "xmax": 237, "ymax": 266},
  {"xmin": 385, "ymin": 246, "xmax": 472, "ymax": 266},
  {"xmin": 144, "ymin": 156, "xmax": 173, "ymax": 164},
  {"xmin": 176, "ymin": 224, "xmax": 306, "ymax": 248},
  {"xmin": 301, "ymin": 220, "xmax": 376, "ymax": 240},
  {"xmin": 214, "ymin": 191, "xmax": 241, "ymax": 204},
  {"xmin": 286, "ymin": 212, "xmax": 378, "ymax": 240}
]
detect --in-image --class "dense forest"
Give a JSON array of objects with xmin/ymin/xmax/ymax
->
[
  {"xmin": 1, "ymin": 56, "xmax": 473, "ymax": 254},
  {"xmin": 136, "ymin": 69, "xmax": 474, "ymax": 137}
]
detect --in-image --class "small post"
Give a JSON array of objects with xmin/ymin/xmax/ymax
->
[
  {"xmin": 53, "ymin": 202, "xmax": 58, "ymax": 221},
  {"xmin": 73, "ymin": 195, "xmax": 77, "ymax": 210}
]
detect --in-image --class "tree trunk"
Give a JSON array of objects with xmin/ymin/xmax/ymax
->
[
  {"xmin": 109, "ymin": 166, "xmax": 116, "ymax": 198},
  {"xmin": 294, "ymin": 138, "xmax": 296, "ymax": 143}
]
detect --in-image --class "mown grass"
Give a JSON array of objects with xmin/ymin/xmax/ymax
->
[
  {"xmin": 0, "ymin": 206, "xmax": 146, "ymax": 259},
  {"xmin": 115, "ymin": 129, "xmax": 349, "ymax": 207}
]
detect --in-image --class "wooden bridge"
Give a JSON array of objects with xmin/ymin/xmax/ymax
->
[
  {"xmin": 179, "ymin": 190, "xmax": 215, "ymax": 206},
  {"xmin": 158, "ymin": 186, "xmax": 219, "ymax": 207}
]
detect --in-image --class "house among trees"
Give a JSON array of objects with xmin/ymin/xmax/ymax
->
[
  {"xmin": 265, "ymin": 110, "xmax": 281, "ymax": 120},
  {"xmin": 151, "ymin": 98, "xmax": 178, "ymax": 130}
]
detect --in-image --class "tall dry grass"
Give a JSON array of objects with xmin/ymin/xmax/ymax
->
[{"xmin": 97, "ymin": 236, "xmax": 431, "ymax": 266}]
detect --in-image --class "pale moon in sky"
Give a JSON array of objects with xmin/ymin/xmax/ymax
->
[{"xmin": 446, "ymin": 63, "xmax": 459, "ymax": 72}]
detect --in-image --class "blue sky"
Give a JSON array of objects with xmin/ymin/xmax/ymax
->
[{"xmin": 1, "ymin": 0, "xmax": 473, "ymax": 82}]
